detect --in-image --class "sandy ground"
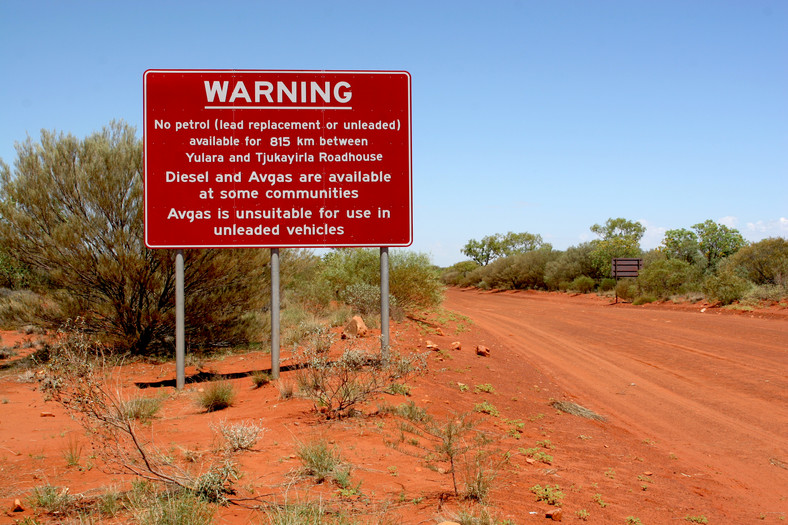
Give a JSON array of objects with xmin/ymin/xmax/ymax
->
[{"xmin": 0, "ymin": 289, "xmax": 785, "ymax": 523}]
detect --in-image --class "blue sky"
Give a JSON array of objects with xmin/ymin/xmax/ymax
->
[{"xmin": 1, "ymin": 0, "xmax": 785, "ymax": 266}]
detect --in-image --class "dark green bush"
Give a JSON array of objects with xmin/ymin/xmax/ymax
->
[
  {"xmin": 440, "ymin": 260, "xmax": 481, "ymax": 287},
  {"xmin": 481, "ymin": 249, "xmax": 557, "ymax": 290},
  {"xmin": 633, "ymin": 295, "xmax": 657, "ymax": 305},
  {"xmin": 615, "ymin": 279, "xmax": 637, "ymax": 302},
  {"xmin": 599, "ymin": 278, "xmax": 616, "ymax": 292},
  {"xmin": 544, "ymin": 243, "xmax": 597, "ymax": 290},
  {"xmin": 389, "ymin": 251, "xmax": 444, "ymax": 312},
  {"xmin": 569, "ymin": 275, "xmax": 595, "ymax": 294},
  {"xmin": 314, "ymin": 248, "xmax": 442, "ymax": 316},
  {"xmin": 729, "ymin": 237, "xmax": 788, "ymax": 286},
  {"xmin": 702, "ymin": 262, "xmax": 751, "ymax": 305},
  {"xmin": 636, "ymin": 259, "xmax": 701, "ymax": 299}
]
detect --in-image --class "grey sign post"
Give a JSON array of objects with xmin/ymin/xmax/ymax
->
[
  {"xmin": 271, "ymin": 248, "xmax": 281, "ymax": 379},
  {"xmin": 380, "ymin": 247, "xmax": 390, "ymax": 361},
  {"xmin": 175, "ymin": 250, "xmax": 185, "ymax": 389}
]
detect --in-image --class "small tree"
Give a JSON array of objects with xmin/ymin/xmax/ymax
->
[
  {"xmin": 0, "ymin": 122, "xmax": 273, "ymax": 354},
  {"xmin": 462, "ymin": 231, "xmax": 548, "ymax": 266},
  {"xmin": 692, "ymin": 220, "xmax": 747, "ymax": 270},
  {"xmin": 661, "ymin": 228, "xmax": 703, "ymax": 265},
  {"xmin": 590, "ymin": 217, "xmax": 646, "ymax": 241},
  {"xmin": 462, "ymin": 235, "xmax": 501, "ymax": 266},
  {"xmin": 589, "ymin": 218, "xmax": 645, "ymax": 277}
]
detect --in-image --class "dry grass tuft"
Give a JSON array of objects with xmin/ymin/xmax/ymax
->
[{"xmin": 550, "ymin": 400, "xmax": 606, "ymax": 421}]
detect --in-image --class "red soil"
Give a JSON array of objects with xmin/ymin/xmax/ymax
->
[{"xmin": 0, "ymin": 289, "xmax": 786, "ymax": 523}]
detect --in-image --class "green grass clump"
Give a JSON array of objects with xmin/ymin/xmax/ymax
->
[
  {"xmin": 259, "ymin": 499, "xmax": 348, "ymax": 524},
  {"xmin": 473, "ymin": 401, "xmax": 500, "ymax": 417},
  {"xmin": 519, "ymin": 447, "xmax": 553, "ymax": 464},
  {"xmin": 123, "ymin": 396, "xmax": 163, "ymax": 421},
  {"xmin": 251, "ymin": 370, "xmax": 272, "ymax": 388},
  {"xmin": 137, "ymin": 490, "xmax": 214, "ymax": 525},
  {"xmin": 297, "ymin": 439, "xmax": 348, "ymax": 484},
  {"xmin": 28, "ymin": 485, "xmax": 74, "ymax": 514},
  {"xmin": 530, "ymin": 484, "xmax": 564, "ymax": 506},
  {"xmin": 197, "ymin": 381, "xmax": 236, "ymax": 412}
]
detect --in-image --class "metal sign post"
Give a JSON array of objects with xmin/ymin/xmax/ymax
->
[
  {"xmin": 270, "ymin": 248, "xmax": 280, "ymax": 379},
  {"xmin": 380, "ymin": 247, "xmax": 390, "ymax": 361},
  {"xmin": 175, "ymin": 250, "xmax": 185, "ymax": 389}
]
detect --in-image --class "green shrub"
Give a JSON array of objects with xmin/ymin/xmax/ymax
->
[
  {"xmin": 482, "ymin": 248, "xmax": 558, "ymax": 290},
  {"xmin": 633, "ymin": 295, "xmax": 657, "ymax": 305},
  {"xmin": 394, "ymin": 401, "xmax": 430, "ymax": 422},
  {"xmin": 599, "ymin": 278, "xmax": 616, "ymax": 292},
  {"xmin": 197, "ymin": 381, "xmax": 236, "ymax": 412},
  {"xmin": 473, "ymin": 401, "xmax": 500, "ymax": 417},
  {"xmin": 389, "ymin": 250, "xmax": 444, "ymax": 311},
  {"xmin": 702, "ymin": 262, "xmax": 751, "ymax": 305},
  {"xmin": 96, "ymin": 486, "xmax": 124, "ymax": 517},
  {"xmin": 317, "ymin": 248, "xmax": 442, "ymax": 316},
  {"xmin": 440, "ymin": 260, "xmax": 481, "ymax": 287},
  {"xmin": 191, "ymin": 460, "xmax": 239, "ymax": 503},
  {"xmin": 544, "ymin": 243, "xmax": 598, "ymax": 289},
  {"xmin": 729, "ymin": 237, "xmax": 788, "ymax": 286},
  {"xmin": 0, "ymin": 250, "xmax": 38, "ymax": 289},
  {"xmin": 637, "ymin": 258, "xmax": 701, "ymax": 299},
  {"xmin": 569, "ymin": 275, "xmax": 595, "ymax": 294},
  {"xmin": 462, "ymin": 457, "xmax": 497, "ymax": 502},
  {"xmin": 389, "ymin": 411, "xmax": 490, "ymax": 499},
  {"xmin": 615, "ymin": 279, "xmax": 637, "ymax": 302},
  {"xmin": 295, "ymin": 344, "xmax": 427, "ymax": 419},
  {"xmin": 530, "ymin": 484, "xmax": 564, "ymax": 506}
]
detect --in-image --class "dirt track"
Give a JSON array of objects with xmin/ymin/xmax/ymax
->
[{"xmin": 445, "ymin": 288, "xmax": 788, "ymax": 515}]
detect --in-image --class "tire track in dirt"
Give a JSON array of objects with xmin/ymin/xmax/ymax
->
[{"xmin": 445, "ymin": 288, "xmax": 788, "ymax": 513}]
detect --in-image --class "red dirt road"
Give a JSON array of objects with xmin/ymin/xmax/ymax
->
[{"xmin": 445, "ymin": 288, "xmax": 788, "ymax": 517}]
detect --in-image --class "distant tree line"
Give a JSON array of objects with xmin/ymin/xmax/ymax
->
[{"xmin": 444, "ymin": 219, "xmax": 787, "ymax": 306}]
